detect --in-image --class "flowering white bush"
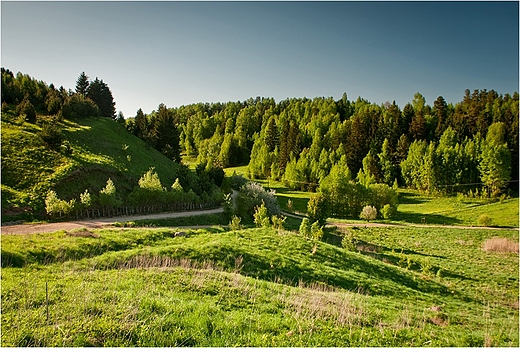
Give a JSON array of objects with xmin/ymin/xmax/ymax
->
[{"xmin": 360, "ymin": 205, "xmax": 377, "ymax": 221}]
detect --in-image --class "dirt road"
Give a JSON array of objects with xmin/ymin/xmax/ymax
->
[
  {"xmin": 2, "ymin": 207, "xmax": 516, "ymax": 235},
  {"xmin": 1, "ymin": 208, "xmax": 224, "ymax": 235}
]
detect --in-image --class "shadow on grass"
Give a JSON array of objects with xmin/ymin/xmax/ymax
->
[
  {"xmin": 398, "ymin": 191, "xmax": 431, "ymax": 205},
  {"xmin": 393, "ymin": 211, "xmax": 462, "ymax": 225},
  {"xmin": 271, "ymin": 186, "xmax": 311, "ymax": 213},
  {"xmin": 154, "ymin": 234, "xmax": 454, "ymax": 300}
]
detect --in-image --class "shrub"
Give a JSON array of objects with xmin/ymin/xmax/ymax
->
[
  {"xmin": 381, "ymin": 204, "xmax": 396, "ymax": 219},
  {"xmin": 99, "ymin": 178, "xmax": 121, "ymax": 208},
  {"xmin": 286, "ymin": 199, "xmax": 294, "ymax": 213},
  {"xmin": 299, "ymin": 218, "xmax": 311, "ymax": 238},
  {"xmin": 237, "ymin": 182, "xmax": 280, "ymax": 219},
  {"xmin": 229, "ymin": 215, "xmax": 243, "ymax": 231},
  {"xmin": 271, "ymin": 215, "xmax": 286, "ymax": 230},
  {"xmin": 483, "ymin": 237, "xmax": 519, "ymax": 253},
  {"xmin": 310, "ymin": 221, "xmax": 324, "ymax": 242},
  {"xmin": 253, "ymin": 201, "xmax": 270, "ymax": 228},
  {"xmin": 229, "ymin": 172, "xmax": 248, "ymax": 190},
  {"xmin": 341, "ymin": 230, "xmax": 357, "ymax": 252},
  {"xmin": 307, "ymin": 193, "xmax": 328, "ymax": 226},
  {"xmin": 45, "ymin": 190, "xmax": 61, "ymax": 216},
  {"xmin": 477, "ymin": 214, "xmax": 492, "ymax": 227},
  {"xmin": 80, "ymin": 189, "xmax": 92, "ymax": 208},
  {"xmin": 61, "ymin": 94, "xmax": 100, "ymax": 119},
  {"xmin": 45, "ymin": 190, "xmax": 77, "ymax": 217},
  {"xmin": 368, "ymin": 184, "xmax": 398, "ymax": 211},
  {"xmin": 40, "ymin": 122, "xmax": 63, "ymax": 151},
  {"xmin": 360, "ymin": 205, "xmax": 377, "ymax": 221},
  {"xmin": 17, "ymin": 97, "xmax": 36, "ymax": 123},
  {"xmin": 129, "ymin": 168, "xmax": 166, "ymax": 206}
]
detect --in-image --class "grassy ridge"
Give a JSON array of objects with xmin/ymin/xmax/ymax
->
[
  {"xmin": 1, "ymin": 225, "xmax": 517, "ymax": 346},
  {"xmin": 1, "ymin": 116, "xmax": 182, "ymax": 218}
]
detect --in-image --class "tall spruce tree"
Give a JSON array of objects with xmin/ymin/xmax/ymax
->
[
  {"xmin": 152, "ymin": 103, "xmax": 181, "ymax": 163},
  {"xmin": 75, "ymin": 72, "xmax": 89, "ymax": 96}
]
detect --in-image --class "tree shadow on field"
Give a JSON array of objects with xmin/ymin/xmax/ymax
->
[
  {"xmin": 394, "ymin": 211, "xmax": 461, "ymax": 226},
  {"xmin": 398, "ymin": 191, "xmax": 431, "ymax": 205},
  {"xmin": 272, "ymin": 186, "xmax": 310, "ymax": 213}
]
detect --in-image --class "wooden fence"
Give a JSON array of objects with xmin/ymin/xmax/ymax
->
[{"xmin": 51, "ymin": 201, "xmax": 222, "ymax": 221}]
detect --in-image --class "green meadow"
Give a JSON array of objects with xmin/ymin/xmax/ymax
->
[{"xmin": 2, "ymin": 221, "xmax": 518, "ymax": 346}]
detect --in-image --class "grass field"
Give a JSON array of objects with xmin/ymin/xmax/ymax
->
[
  {"xmin": 2, "ymin": 223, "xmax": 517, "ymax": 346},
  {"xmin": 219, "ymin": 167, "xmax": 519, "ymax": 228},
  {"xmin": 1, "ymin": 116, "xmax": 186, "ymax": 221}
]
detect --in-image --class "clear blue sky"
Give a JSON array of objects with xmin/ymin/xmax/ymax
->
[{"xmin": 2, "ymin": 1, "xmax": 518, "ymax": 117}]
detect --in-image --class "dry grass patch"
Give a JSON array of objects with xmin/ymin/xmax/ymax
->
[{"xmin": 482, "ymin": 237, "xmax": 519, "ymax": 254}]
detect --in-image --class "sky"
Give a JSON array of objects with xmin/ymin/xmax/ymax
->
[{"xmin": 2, "ymin": 1, "xmax": 519, "ymax": 117}]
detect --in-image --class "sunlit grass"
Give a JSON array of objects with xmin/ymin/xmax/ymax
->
[{"xmin": 1, "ymin": 224, "xmax": 518, "ymax": 346}]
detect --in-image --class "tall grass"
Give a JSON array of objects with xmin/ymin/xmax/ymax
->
[{"xmin": 483, "ymin": 237, "xmax": 519, "ymax": 253}]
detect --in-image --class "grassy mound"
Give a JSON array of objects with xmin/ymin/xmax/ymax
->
[
  {"xmin": 1, "ymin": 115, "xmax": 183, "ymax": 220},
  {"xmin": 1, "ymin": 224, "xmax": 517, "ymax": 346}
]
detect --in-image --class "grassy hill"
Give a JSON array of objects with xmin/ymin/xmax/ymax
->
[
  {"xmin": 1, "ymin": 224, "xmax": 518, "ymax": 346},
  {"xmin": 1, "ymin": 113, "xmax": 184, "ymax": 220}
]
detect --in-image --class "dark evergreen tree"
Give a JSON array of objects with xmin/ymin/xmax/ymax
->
[
  {"xmin": 75, "ymin": 72, "xmax": 89, "ymax": 96},
  {"xmin": 17, "ymin": 96, "xmax": 36, "ymax": 123},
  {"xmin": 86, "ymin": 78, "xmax": 116, "ymax": 118},
  {"xmin": 134, "ymin": 108, "xmax": 148, "ymax": 139},
  {"xmin": 265, "ymin": 116, "xmax": 278, "ymax": 152},
  {"xmin": 151, "ymin": 103, "xmax": 181, "ymax": 163},
  {"xmin": 433, "ymin": 96, "xmax": 447, "ymax": 138}
]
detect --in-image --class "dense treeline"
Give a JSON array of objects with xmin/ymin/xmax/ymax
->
[
  {"xmin": 1, "ymin": 69, "xmax": 116, "ymax": 121},
  {"xmin": 127, "ymin": 91, "xmax": 518, "ymax": 196}
]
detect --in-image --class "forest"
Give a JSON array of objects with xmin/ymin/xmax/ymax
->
[
  {"xmin": 2, "ymin": 68, "xmax": 518, "ymax": 221},
  {"xmin": 126, "ymin": 90, "xmax": 518, "ymax": 199}
]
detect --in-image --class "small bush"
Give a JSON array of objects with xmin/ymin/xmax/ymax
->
[
  {"xmin": 483, "ymin": 237, "xmax": 519, "ymax": 253},
  {"xmin": 381, "ymin": 204, "xmax": 396, "ymax": 219},
  {"xmin": 61, "ymin": 94, "xmax": 100, "ymax": 119},
  {"xmin": 17, "ymin": 97, "xmax": 36, "ymax": 123},
  {"xmin": 229, "ymin": 215, "xmax": 243, "ymax": 231},
  {"xmin": 341, "ymin": 230, "xmax": 357, "ymax": 252},
  {"xmin": 40, "ymin": 122, "xmax": 63, "ymax": 151},
  {"xmin": 271, "ymin": 215, "xmax": 286, "ymax": 230},
  {"xmin": 299, "ymin": 218, "xmax": 311, "ymax": 239},
  {"xmin": 237, "ymin": 181, "xmax": 281, "ymax": 219},
  {"xmin": 360, "ymin": 205, "xmax": 377, "ymax": 221},
  {"xmin": 286, "ymin": 199, "xmax": 294, "ymax": 213},
  {"xmin": 80, "ymin": 189, "xmax": 92, "ymax": 208},
  {"xmin": 229, "ymin": 172, "xmax": 248, "ymax": 190},
  {"xmin": 307, "ymin": 193, "xmax": 328, "ymax": 226},
  {"xmin": 253, "ymin": 201, "xmax": 270, "ymax": 228},
  {"xmin": 477, "ymin": 214, "xmax": 492, "ymax": 227},
  {"xmin": 310, "ymin": 221, "xmax": 324, "ymax": 242}
]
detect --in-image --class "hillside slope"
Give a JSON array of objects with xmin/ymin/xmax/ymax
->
[
  {"xmin": 1, "ymin": 114, "xmax": 184, "ymax": 220},
  {"xmin": 1, "ymin": 225, "xmax": 518, "ymax": 346}
]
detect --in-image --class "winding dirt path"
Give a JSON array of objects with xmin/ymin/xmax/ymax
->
[
  {"xmin": 2, "ymin": 207, "xmax": 517, "ymax": 236},
  {"xmin": 282, "ymin": 211, "xmax": 518, "ymax": 231},
  {"xmin": 1, "ymin": 208, "xmax": 224, "ymax": 235}
]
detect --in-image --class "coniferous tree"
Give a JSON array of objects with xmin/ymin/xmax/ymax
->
[
  {"xmin": 434, "ymin": 96, "xmax": 448, "ymax": 138},
  {"xmin": 86, "ymin": 78, "xmax": 116, "ymax": 118},
  {"xmin": 151, "ymin": 103, "xmax": 181, "ymax": 163},
  {"xmin": 265, "ymin": 116, "xmax": 279, "ymax": 151},
  {"xmin": 75, "ymin": 72, "xmax": 89, "ymax": 96}
]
